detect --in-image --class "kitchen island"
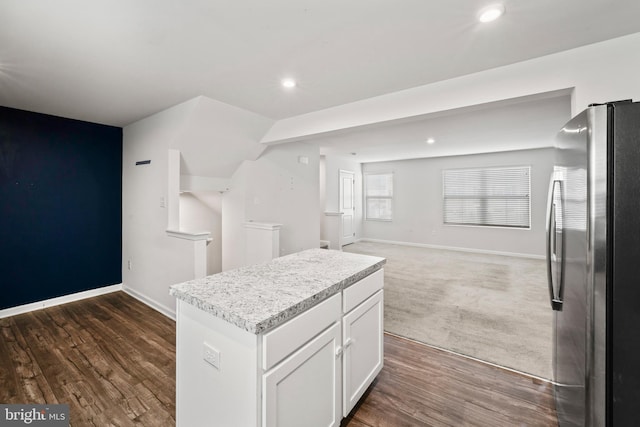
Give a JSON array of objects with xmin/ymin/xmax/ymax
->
[{"xmin": 170, "ymin": 248, "xmax": 386, "ymax": 427}]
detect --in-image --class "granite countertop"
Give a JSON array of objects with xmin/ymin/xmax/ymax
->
[{"xmin": 169, "ymin": 248, "xmax": 386, "ymax": 334}]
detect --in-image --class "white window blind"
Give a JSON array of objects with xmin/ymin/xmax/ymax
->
[
  {"xmin": 365, "ymin": 172, "xmax": 393, "ymax": 221},
  {"xmin": 443, "ymin": 166, "xmax": 530, "ymax": 228}
]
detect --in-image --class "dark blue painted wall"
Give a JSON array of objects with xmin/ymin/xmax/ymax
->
[{"xmin": 0, "ymin": 107, "xmax": 122, "ymax": 310}]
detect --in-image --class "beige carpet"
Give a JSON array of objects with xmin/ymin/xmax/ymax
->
[{"xmin": 344, "ymin": 241, "xmax": 552, "ymax": 379}]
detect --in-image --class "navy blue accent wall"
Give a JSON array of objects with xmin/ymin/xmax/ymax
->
[{"xmin": 0, "ymin": 107, "xmax": 122, "ymax": 310}]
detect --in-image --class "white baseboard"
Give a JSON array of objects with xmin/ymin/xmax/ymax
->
[
  {"xmin": 0, "ymin": 284, "xmax": 123, "ymax": 319},
  {"xmin": 122, "ymin": 286, "xmax": 176, "ymax": 321},
  {"xmin": 358, "ymin": 238, "xmax": 545, "ymax": 260}
]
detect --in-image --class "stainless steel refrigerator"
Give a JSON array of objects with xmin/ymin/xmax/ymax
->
[{"xmin": 548, "ymin": 100, "xmax": 640, "ymax": 426}]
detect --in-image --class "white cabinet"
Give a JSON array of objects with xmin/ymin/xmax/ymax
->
[
  {"xmin": 262, "ymin": 293, "xmax": 342, "ymax": 427},
  {"xmin": 341, "ymin": 268, "xmax": 384, "ymax": 417},
  {"xmin": 342, "ymin": 289, "xmax": 384, "ymax": 416},
  {"xmin": 175, "ymin": 269, "xmax": 384, "ymax": 427},
  {"xmin": 263, "ymin": 322, "xmax": 342, "ymax": 427},
  {"xmin": 262, "ymin": 270, "xmax": 384, "ymax": 426}
]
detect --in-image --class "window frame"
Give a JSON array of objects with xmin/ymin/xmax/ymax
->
[
  {"xmin": 364, "ymin": 171, "xmax": 394, "ymax": 222},
  {"xmin": 442, "ymin": 165, "xmax": 531, "ymax": 230}
]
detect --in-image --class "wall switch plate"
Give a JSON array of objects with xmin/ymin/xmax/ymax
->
[
  {"xmin": 203, "ymin": 342, "xmax": 220, "ymax": 369},
  {"xmin": 159, "ymin": 196, "xmax": 166, "ymax": 208}
]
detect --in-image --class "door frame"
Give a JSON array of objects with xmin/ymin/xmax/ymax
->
[{"xmin": 339, "ymin": 169, "xmax": 356, "ymax": 246}]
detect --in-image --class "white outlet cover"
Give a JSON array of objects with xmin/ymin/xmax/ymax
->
[{"xmin": 203, "ymin": 342, "xmax": 220, "ymax": 369}]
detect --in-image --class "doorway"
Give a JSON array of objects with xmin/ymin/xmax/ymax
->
[{"xmin": 339, "ymin": 170, "xmax": 355, "ymax": 246}]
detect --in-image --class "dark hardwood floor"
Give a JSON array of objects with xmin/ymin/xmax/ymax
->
[
  {"xmin": 0, "ymin": 292, "xmax": 176, "ymax": 426},
  {"xmin": 1, "ymin": 292, "xmax": 558, "ymax": 426},
  {"xmin": 343, "ymin": 333, "xmax": 558, "ymax": 427}
]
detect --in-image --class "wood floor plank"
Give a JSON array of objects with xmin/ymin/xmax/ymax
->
[
  {"xmin": 343, "ymin": 333, "xmax": 558, "ymax": 427},
  {"xmin": 0, "ymin": 318, "xmax": 26, "ymax": 403},
  {"xmin": 1, "ymin": 314, "xmax": 58, "ymax": 405},
  {"xmin": 1, "ymin": 292, "xmax": 176, "ymax": 426},
  {"xmin": 2, "ymin": 292, "xmax": 557, "ymax": 426}
]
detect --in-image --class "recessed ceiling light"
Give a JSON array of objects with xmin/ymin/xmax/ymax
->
[
  {"xmin": 426, "ymin": 138, "xmax": 436, "ymax": 145},
  {"xmin": 281, "ymin": 78, "xmax": 296, "ymax": 88},
  {"xmin": 477, "ymin": 4, "xmax": 505, "ymax": 23}
]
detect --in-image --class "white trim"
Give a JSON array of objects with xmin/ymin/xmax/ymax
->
[
  {"xmin": 359, "ymin": 237, "xmax": 544, "ymax": 260},
  {"xmin": 0, "ymin": 284, "xmax": 123, "ymax": 319},
  {"xmin": 166, "ymin": 229, "xmax": 211, "ymax": 241},
  {"xmin": 122, "ymin": 286, "xmax": 176, "ymax": 321},
  {"xmin": 243, "ymin": 222, "xmax": 282, "ymax": 231},
  {"xmin": 442, "ymin": 223, "xmax": 532, "ymax": 231}
]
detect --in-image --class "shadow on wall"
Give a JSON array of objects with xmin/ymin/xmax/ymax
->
[{"xmin": 180, "ymin": 191, "xmax": 222, "ymax": 275}]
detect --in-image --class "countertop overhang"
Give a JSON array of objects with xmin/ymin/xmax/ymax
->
[{"xmin": 170, "ymin": 248, "xmax": 386, "ymax": 334}]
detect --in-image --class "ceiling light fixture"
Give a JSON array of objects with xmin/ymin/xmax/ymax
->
[
  {"xmin": 426, "ymin": 138, "xmax": 436, "ymax": 145},
  {"xmin": 281, "ymin": 78, "xmax": 297, "ymax": 88},
  {"xmin": 477, "ymin": 4, "xmax": 505, "ymax": 23}
]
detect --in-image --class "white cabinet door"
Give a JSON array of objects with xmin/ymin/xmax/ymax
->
[
  {"xmin": 342, "ymin": 289, "xmax": 384, "ymax": 416},
  {"xmin": 263, "ymin": 322, "xmax": 342, "ymax": 427}
]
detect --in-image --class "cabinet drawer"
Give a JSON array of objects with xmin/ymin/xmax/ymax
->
[
  {"xmin": 262, "ymin": 293, "xmax": 341, "ymax": 371},
  {"xmin": 343, "ymin": 269, "xmax": 384, "ymax": 313}
]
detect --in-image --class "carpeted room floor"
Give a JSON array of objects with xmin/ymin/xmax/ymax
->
[{"xmin": 344, "ymin": 241, "xmax": 552, "ymax": 379}]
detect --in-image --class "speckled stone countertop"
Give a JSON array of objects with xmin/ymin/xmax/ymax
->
[{"xmin": 170, "ymin": 248, "xmax": 385, "ymax": 334}]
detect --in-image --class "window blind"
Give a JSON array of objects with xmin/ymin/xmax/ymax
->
[
  {"xmin": 365, "ymin": 173, "xmax": 393, "ymax": 220},
  {"xmin": 443, "ymin": 166, "xmax": 530, "ymax": 228}
]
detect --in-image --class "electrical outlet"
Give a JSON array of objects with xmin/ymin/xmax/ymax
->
[
  {"xmin": 203, "ymin": 342, "xmax": 220, "ymax": 369},
  {"xmin": 127, "ymin": 260, "xmax": 132, "ymax": 270}
]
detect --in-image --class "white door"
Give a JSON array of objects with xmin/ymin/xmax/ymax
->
[
  {"xmin": 339, "ymin": 170, "xmax": 355, "ymax": 246},
  {"xmin": 263, "ymin": 322, "xmax": 342, "ymax": 427},
  {"xmin": 342, "ymin": 290, "xmax": 384, "ymax": 416}
]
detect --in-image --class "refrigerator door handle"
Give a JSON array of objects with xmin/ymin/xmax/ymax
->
[{"xmin": 546, "ymin": 177, "xmax": 563, "ymax": 311}]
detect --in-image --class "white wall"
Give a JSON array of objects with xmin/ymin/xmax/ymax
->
[
  {"xmin": 177, "ymin": 97, "xmax": 273, "ymax": 177},
  {"xmin": 362, "ymin": 148, "xmax": 555, "ymax": 257},
  {"xmin": 123, "ymin": 101, "xmax": 195, "ymax": 317},
  {"xmin": 180, "ymin": 192, "xmax": 222, "ymax": 275},
  {"xmin": 222, "ymin": 142, "xmax": 321, "ymax": 271},
  {"xmin": 123, "ymin": 96, "xmax": 273, "ymax": 317},
  {"xmin": 261, "ymin": 32, "xmax": 640, "ymax": 144}
]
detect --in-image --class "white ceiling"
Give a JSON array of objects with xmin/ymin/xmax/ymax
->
[
  {"xmin": 316, "ymin": 92, "xmax": 572, "ymax": 163},
  {"xmin": 1, "ymin": 0, "xmax": 640, "ymax": 128}
]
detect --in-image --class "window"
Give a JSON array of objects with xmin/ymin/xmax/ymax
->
[
  {"xmin": 365, "ymin": 172, "xmax": 393, "ymax": 221},
  {"xmin": 443, "ymin": 166, "xmax": 530, "ymax": 228}
]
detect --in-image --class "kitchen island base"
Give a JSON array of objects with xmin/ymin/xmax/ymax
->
[{"xmin": 172, "ymin": 250, "xmax": 385, "ymax": 427}]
